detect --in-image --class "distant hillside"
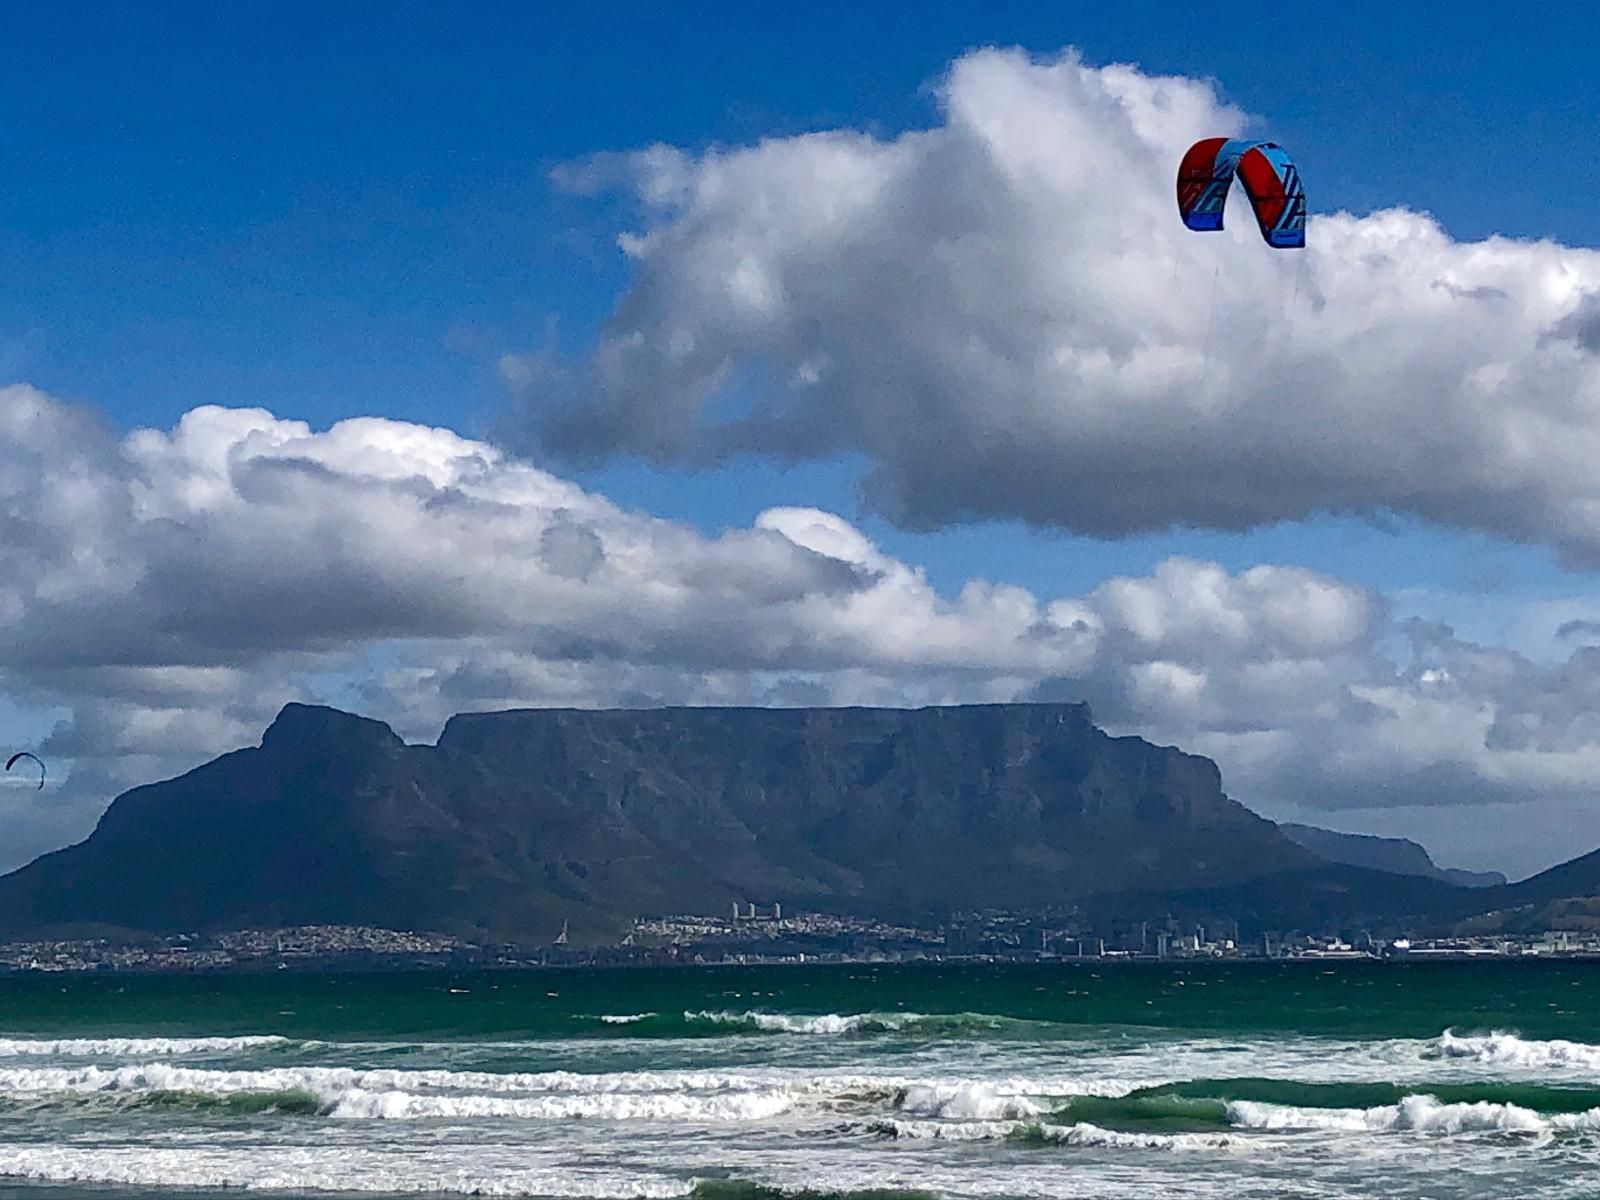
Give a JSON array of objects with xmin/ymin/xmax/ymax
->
[
  {"xmin": 1456, "ymin": 897, "xmax": 1600, "ymax": 937},
  {"xmin": 1501, "ymin": 845, "xmax": 1600, "ymax": 904},
  {"xmin": 0, "ymin": 702, "xmax": 1316, "ymax": 943},
  {"xmin": 1447, "ymin": 852, "xmax": 1600, "ymax": 936},
  {"xmin": 1279, "ymin": 823, "xmax": 1505, "ymax": 888}
]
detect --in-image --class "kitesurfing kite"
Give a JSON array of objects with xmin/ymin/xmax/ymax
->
[
  {"xmin": 5, "ymin": 752, "xmax": 44, "ymax": 790},
  {"xmin": 1176, "ymin": 138, "xmax": 1306, "ymax": 249}
]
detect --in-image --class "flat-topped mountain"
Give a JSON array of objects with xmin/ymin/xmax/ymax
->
[{"xmin": 0, "ymin": 702, "xmax": 1316, "ymax": 942}]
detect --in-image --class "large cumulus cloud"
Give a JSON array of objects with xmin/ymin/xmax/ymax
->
[
  {"xmin": 522, "ymin": 48, "xmax": 1600, "ymax": 560},
  {"xmin": 11, "ymin": 385, "xmax": 1600, "ymax": 874}
]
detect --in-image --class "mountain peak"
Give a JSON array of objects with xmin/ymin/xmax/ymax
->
[{"xmin": 261, "ymin": 703, "xmax": 404, "ymax": 754}]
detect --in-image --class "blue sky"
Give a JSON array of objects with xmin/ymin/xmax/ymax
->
[
  {"xmin": 4, "ymin": 2, "xmax": 1596, "ymax": 605},
  {"xmin": 6, "ymin": 5, "xmax": 1600, "ymax": 874}
]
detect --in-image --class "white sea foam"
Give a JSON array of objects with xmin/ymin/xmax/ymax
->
[
  {"xmin": 1431, "ymin": 1030, "xmax": 1600, "ymax": 1071},
  {"xmin": 598, "ymin": 1013, "xmax": 658, "ymax": 1025},
  {"xmin": 328, "ymin": 1086, "xmax": 798, "ymax": 1122},
  {"xmin": 875, "ymin": 1117, "xmax": 1028, "ymax": 1141},
  {"xmin": 879, "ymin": 1118, "xmax": 1238, "ymax": 1151},
  {"xmin": 1039, "ymin": 1122, "xmax": 1242, "ymax": 1151},
  {"xmin": 0, "ymin": 1034, "xmax": 291, "ymax": 1057},
  {"xmin": 0, "ymin": 1145, "xmax": 697, "ymax": 1197}
]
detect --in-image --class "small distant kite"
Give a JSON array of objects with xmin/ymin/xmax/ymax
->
[
  {"xmin": 5, "ymin": 752, "xmax": 44, "ymax": 790},
  {"xmin": 1177, "ymin": 137, "xmax": 1306, "ymax": 249}
]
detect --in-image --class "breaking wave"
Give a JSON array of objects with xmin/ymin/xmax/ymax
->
[
  {"xmin": 882, "ymin": 1089, "xmax": 1600, "ymax": 1146},
  {"xmin": 896, "ymin": 1082, "xmax": 1044, "ymax": 1121},
  {"xmin": 16, "ymin": 1056, "xmax": 1600, "ymax": 1133},
  {"xmin": 0, "ymin": 1061, "xmax": 905, "ymax": 1123},
  {"xmin": 680, "ymin": 1010, "xmax": 1073, "ymax": 1038},
  {"xmin": 684, "ymin": 1011, "xmax": 921, "ymax": 1035},
  {"xmin": 1061, "ymin": 1078, "xmax": 1600, "ymax": 1126},
  {"xmin": 1226, "ymin": 1094, "xmax": 1600, "ymax": 1135},
  {"xmin": 0, "ymin": 1034, "xmax": 294, "ymax": 1057},
  {"xmin": 1430, "ymin": 1030, "xmax": 1600, "ymax": 1071}
]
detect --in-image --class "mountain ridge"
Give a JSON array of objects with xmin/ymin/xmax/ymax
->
[{"xmin": 1279, "ymin": 823, "xmax": 1506, "ymax": 888}]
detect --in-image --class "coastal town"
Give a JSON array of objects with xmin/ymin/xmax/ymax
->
[{"xmin": 4, "ymin": 908, "xmax": 1600, "ymax": 973}]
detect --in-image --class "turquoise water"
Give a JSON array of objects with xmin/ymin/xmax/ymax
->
[{"xmin": 0, "ymin": 961, "xmax": 1597, "ymax": 1198}]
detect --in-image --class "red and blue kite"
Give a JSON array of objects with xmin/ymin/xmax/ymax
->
[{"xmin": 1177, "ymin": 138, "xmax": 1306, "ymax": 249}]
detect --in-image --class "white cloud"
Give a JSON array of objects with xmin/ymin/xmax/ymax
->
[
  {"xmin": 6, "ymin": 388, "xmax": 1600, "ymax": 877},
  {"xmin": 523, "ymin": 47, "xmax": 1600, "ymax": 562}
]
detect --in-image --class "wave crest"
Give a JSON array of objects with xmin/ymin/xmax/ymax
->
[
  {"xmin": 896, "ymin": 1083, "xmax": 1042, "ymax": 1121},
  {"xmin": 1227, "ymin": 1093, "xmax": 1600, "ymax": 1135},
  {"xmin": 0, "ymin": 1035, "xmax": 291, "ymax": 1058},
  {"xmin": 679, "ymin": 1010, "xmax": 1068, "ymax": 1039},
  {"xmin": 1432, "ymin": 1030, "xmax": 1600, "ymax": 1071}
]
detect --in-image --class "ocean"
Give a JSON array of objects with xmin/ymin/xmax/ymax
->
[{"xmin": 0, "ymin": 960, "xmax": 1598, "ymax": 1199}]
